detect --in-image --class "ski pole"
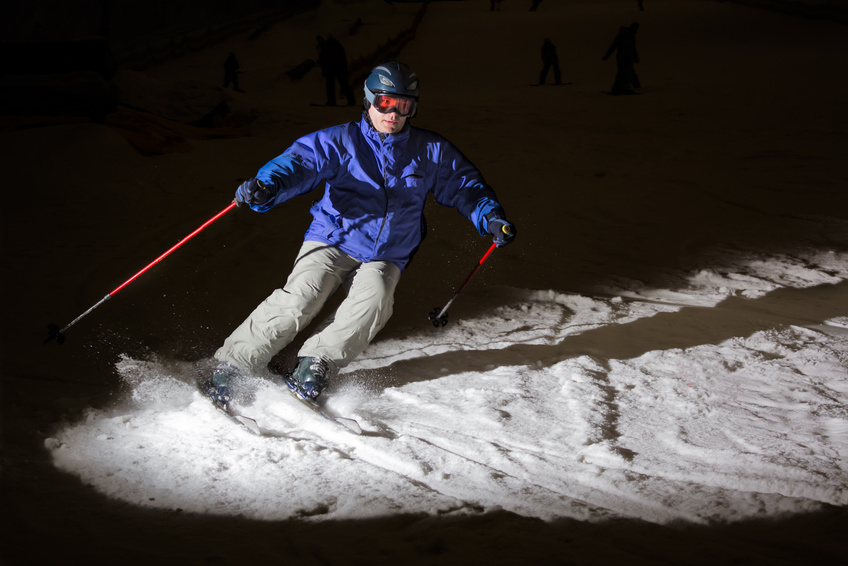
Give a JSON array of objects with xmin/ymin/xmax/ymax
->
[
  {"xmin": 44, "ymin": 201, "xmax": 239, "ymax": 345},
  {"xmin": 429, "ymin": 240, "xmax": 500, "ymax": 328}
]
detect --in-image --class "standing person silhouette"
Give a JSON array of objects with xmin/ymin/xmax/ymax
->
[
  {"xmin": 316, "ymin": 34, "xmax": 356, "ymax": 106},
  {"xmin": 602, "ymin": 23, "xmax": 641, "ymax": 95},
  {"xmin": 222, "ymin": 53, "xmax": 245, "ymax": 93},
  {"xmin": 539, "ymin": 38, "xmax": 562, "ymax": 85}
]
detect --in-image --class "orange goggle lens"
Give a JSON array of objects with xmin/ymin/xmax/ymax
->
[{"xmin": 373, "ymin": 94, "xmax": 416, "ymax": 116}]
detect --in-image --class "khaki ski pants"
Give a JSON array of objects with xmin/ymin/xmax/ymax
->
[{"xmin": 214, "ymin": 240, "xmax": 401, "ymax": 375}]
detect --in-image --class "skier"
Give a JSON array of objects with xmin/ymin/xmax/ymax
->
[
  {"xmin": 222, "ymin": 52, "xmax": 244, "ymax": 93},
  {"xmin": 602, "ymin": 23, "xmax": 641, "ymax": 95},
  {"xmin": 204, "ymin": 61, "xmax": 516, "ymax": 408},
  {"xmin": 316, "ymin": 34, "xmax": 356, "ymax": 106},
  {"xmin": 539, "ymin": 38, "xmax": 562, "ymax": 85}
]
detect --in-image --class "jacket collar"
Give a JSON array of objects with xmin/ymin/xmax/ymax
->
[{"xmin": 359, "ymin": 113, "xmax": 411, "ymax": 144}]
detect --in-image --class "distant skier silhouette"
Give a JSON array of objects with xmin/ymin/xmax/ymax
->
[
  {"xmin": 539, "ymin": 38, "xmax": 562, "ymax": 85},
  {"xmin": 316, "ymin": 34, "xmax": 356, "ymax": 106},
  {"xmin": 223, "ymin": 53, "xmax": 245, "ymax": 93},
  {"xmin": 602, "ymin": 23, "xmax": 641, "ymax": 95}
]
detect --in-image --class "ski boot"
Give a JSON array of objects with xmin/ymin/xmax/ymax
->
[
  {"xmin": 284, "ymin": 356, "xmax": 332, "ymax": 401},
  {"xmin": 202, "ymin": 363, "xmax": 240, "ymax": 412}
]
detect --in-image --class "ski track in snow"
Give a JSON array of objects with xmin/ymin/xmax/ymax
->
[{"xmin": 47, "ymin": 246, "xmax": 848, "ymax": 525}]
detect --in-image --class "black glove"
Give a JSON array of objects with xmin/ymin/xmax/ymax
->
[
  {"xmin": 235, "ymin": 178, "xmax": 275, "ymax": 208},
  {"xmin": 486, "ymin": 215, "xmax": 516, "ymax": 247}
]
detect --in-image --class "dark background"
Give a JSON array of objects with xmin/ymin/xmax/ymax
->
[{"xmin": 2, "ymin": 1, "xmax": 847, "ymax": 564}]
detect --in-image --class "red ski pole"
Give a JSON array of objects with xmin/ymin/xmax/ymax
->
[
  {"xmin": 44, "ymin": 201, "xmax": 238, "ymax": 344},
  {"xmin": 429, "ymin": 241, "xmax": 499, "ymax": 328}
]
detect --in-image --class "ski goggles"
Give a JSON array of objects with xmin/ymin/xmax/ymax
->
[{"xmin": 372, "ymin": 93, "xmax": 417, "ymax": 116}]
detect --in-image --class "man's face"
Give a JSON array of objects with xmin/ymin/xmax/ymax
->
[{"xmin": 368, "ymin": 104, "xmax": 408, "ymax": 135}]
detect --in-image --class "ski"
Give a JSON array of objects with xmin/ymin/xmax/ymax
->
[
  {"xmin": 283, "ymin": 385, "xmax": 362, "ymax": 435},
  {"xmin": 198, "ymin": 374, "xmax": 360, "ymax": 435},
  {"xmin": 215, "ymin": 405, "xmax": 261, "ymax": 435},
  {"xmin": 199, "ymin": 379, "xmax": 261, "ymax": 435}
]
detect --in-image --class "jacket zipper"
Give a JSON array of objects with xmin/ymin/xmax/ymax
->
[{"xmin": 373, "ymin": 139, "xmax": 390, "ymax": 253}]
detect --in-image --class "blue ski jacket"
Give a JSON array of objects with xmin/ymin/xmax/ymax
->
[{"xmin": 249, "ymin": 117, "xmax": 505, "ymax": 270}]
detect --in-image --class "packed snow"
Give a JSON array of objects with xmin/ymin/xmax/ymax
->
[{"xmin": 47, "ymin": 247, "xmax": 848, "ymax": 524}]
